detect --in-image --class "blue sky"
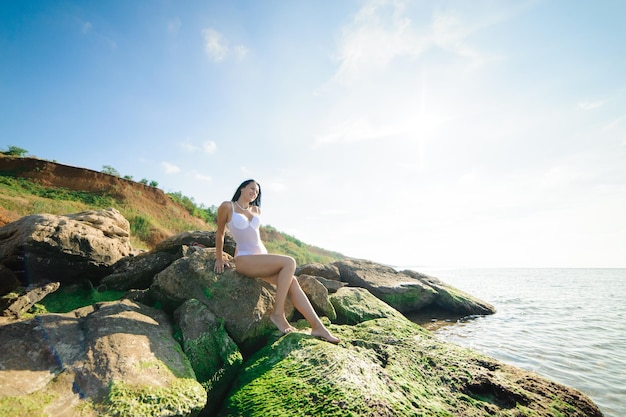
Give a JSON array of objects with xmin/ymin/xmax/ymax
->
[{"xmin": 1, "ymin": 0, "xmax": 625, "ymax": 268}]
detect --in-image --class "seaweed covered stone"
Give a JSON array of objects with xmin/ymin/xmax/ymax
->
[{"xmin": 218, "ymin": 316, "xmax": 602, "ymax": 417}]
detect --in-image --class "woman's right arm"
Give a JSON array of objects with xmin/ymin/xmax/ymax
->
[{"xmin": 214, "ymin": 201, "xmax": 230, "ymax": 273}]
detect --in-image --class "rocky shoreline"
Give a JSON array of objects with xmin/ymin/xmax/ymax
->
[{"xmin": 0, "ymin": 208, "xmax": 603, "ymax": 416}]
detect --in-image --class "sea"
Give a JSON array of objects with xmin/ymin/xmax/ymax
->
[{"xmin": 402, "ymin": 267, "xmax": 625, "ymax": 417}]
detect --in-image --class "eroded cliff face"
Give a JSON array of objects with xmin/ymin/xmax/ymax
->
[
  {"xmin": 0, "ymin": 156, "xmax": 208, "ymax": 244},
  {"xmin": 0, "ymin": 156, "xmax": 171, "ymax": 207}
]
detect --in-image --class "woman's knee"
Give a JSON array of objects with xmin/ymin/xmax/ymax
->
[{"xmin": 281, "ymin": 256, "xmax": 296, "ymax": 271}]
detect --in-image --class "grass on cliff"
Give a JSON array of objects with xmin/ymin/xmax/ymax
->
[{"xmin": 0, "ymin": 175, "xmax": 344, "ymax": 264}]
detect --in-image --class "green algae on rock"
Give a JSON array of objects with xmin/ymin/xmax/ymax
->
[
  {"xmin": 102, "ymin": 378, "xmax": 206, "ymax": 417},
  {"xmin": 329, "ymin": 286, "xmax": 408, "ymax": 324},
  {"xmin": 218, "ymin": 317, "xmax": 602, "ymax": 417}
]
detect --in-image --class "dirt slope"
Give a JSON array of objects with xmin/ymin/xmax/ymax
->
[{"xmin": 0, "ymin": 156, "xmax": 210, "ymax": 245}]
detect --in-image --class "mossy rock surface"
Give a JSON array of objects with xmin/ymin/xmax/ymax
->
[
  {"xmin": 218, "ymin": 318, "xmax": 601, "ymax": 417},
  {"xmin": 330, "ymin": 286, "xmax": 407, "ymax": 324}
]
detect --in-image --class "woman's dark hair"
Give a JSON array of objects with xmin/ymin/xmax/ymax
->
[{"xmin": 231, "ymin": 179, "xmax": 262, "ymax": 207}]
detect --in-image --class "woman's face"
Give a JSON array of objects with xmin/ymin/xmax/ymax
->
[{"xmin": 241, "ymin": 181, "xmax": 259, "ymax": 202}]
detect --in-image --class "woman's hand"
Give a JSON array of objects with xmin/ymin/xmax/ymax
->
[{"xmin": 214, "ymin": 258, "xmax": 231, "ymax": 274}]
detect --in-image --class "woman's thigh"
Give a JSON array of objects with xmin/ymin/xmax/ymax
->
[{"xmin": 234, "ymin": 254, "xmax": 295, "ymax": 279}]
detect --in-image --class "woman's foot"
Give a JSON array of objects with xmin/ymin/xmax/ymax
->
[
  {"xmin": 311, "ymin": 326, "xmax": 340, "ymax": 344},
  {"xmin": 270, "ymin": 313, "xmax": 296, "ymax": 335}
]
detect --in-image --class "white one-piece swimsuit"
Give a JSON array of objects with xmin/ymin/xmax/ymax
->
[{"xmin": 227, "ymin": 202, "xmax": 268, "ymax": 256}]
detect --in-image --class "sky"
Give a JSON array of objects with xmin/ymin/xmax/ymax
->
[{"xmin": 1, "ymin": 0, "xmax": 625, "ymax": 268}]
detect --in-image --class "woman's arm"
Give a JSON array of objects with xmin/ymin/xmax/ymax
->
[{"xmin": 214, "ymin": 201, "xmax": 231, "ymax": 273}]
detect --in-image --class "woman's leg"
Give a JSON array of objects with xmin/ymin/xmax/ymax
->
[
  {"xmin": 234, "ymin": 254, "xmax": 297, "ymax": 333},
  {"xmin": 286, "ymin": 279, "xmax": 340, "ymax": 343}
]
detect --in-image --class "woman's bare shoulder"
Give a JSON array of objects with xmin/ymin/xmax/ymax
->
[{"xmin": 217, "ymin": 201, "xmax": 232, "ymax": 214}]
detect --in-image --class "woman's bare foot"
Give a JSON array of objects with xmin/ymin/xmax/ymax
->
[
  {"xmin": 311, "ymin": 326, "xmax": 340, "ymax": 344},
  {"xmin": 270, "ymin": 313, "xmax": 296, "ymax": 335}
]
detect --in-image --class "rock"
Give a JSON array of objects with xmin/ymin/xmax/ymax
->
[
  {"xmin": 329, "ymin": 286, "xmax": 408, "ymax": 324},
  {"xmin": 0, "ymin": 299, "xmax": 206, "ymax": 416},
  {"xmin": 295, "ymin": 263, "xmax": 346, "ymax": 293},
  {"xmin": 153, "ymin": 230, "xmax": 236, "ymax": 257},
  {"xmin": 218, "ymin": 317, "xmax": 602, "ymax": 417},
  {"xmin": 0, "ymin": 281, "xmax": 60, "ymax": 318},
  {"xmin": 401, "ymin": 269, "xmax": 496, "ymax": 315},
  {"xmin": 0, "ymin": 264, "xmax": 20, "ymax": 296},
  {"xmin": 150, "ymin": 248, "xmax": 293, "ymax": 351},
  {"xmin": 296, "ymin": 274, "xmax": 337, "ymax": 321},
  {"xmin": 0, "ymin": 208, "xmax": 132, "ymax": 286},
  {"xmin": 334, "ymin": 259, "xmax": 496, "ymax": 316},
  {"xmin": 333, "ymin": 259, "xmax": 438, "ymax": 313},
  {"xmin": 101, "ymin": 250, "xmax": 179, "ymax": 291},
  {"xmin": 296, "ymin": 262, "xmax": 341, "ymax": 280},
  {"xmin": 174, "ymin": 299, "xmax": 243, "ymax": 416},
  {"xmin": 312, "ymin": 275, "xmax": 348, "ymax": 293}
]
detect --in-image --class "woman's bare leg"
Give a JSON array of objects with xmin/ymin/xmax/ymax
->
[
  {"xmin": 287, "ymin": 279, "xmax": 340, "ymax": 343},
  {"xmin": 234, "ymin": 254, "xmax": 297, "ymax": 333}
]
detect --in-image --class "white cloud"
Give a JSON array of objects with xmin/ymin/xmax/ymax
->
[
  {"xmin": 161, "ymin": 162, "xmax": 181, "ymax": 174},
  {"xmin": 331, "ymin": 0, "xmax": 495, "ymax": 86},
  {"xmin": 202, "ymin": 28, "xmax": 248, "ymax": 62},
  {"xmin": 203, "ymin": 141, "xmax": 217, "ymax": 154}
]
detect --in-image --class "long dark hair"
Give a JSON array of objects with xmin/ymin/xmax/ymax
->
[{"xmin": 231, "ymin": 179, "xmax": 262, "ymax": 207}]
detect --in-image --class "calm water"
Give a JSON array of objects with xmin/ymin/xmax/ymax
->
[{"xmin": 405, "ymin": 267, "xmax": 626, "ymax": 417}]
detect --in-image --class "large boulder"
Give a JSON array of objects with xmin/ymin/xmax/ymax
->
[
  {"xmin": 150, "ymin": 248, "xmax": 293, "ymax": 351},
  {"xmin": 101, "ymin": 250, "xmax": 179, "ymax": 291},
  {"xmin": 0, "ymin": 264, "xmax": 19, "ymax": 297},
  {"xmin": 218, "ymin": 316, "xmax": 602, "ymax": 417},
  {"xmin": 0, "ymin": 299, "xmax": 206, "ymax": 417},
  {"xmin": 153, "ymin": 230, "xmax": 236, "ymax": 257},
  {"xmin": 0, "ymin": 208, "xmax": 132, "ymax": 286},
  {"xmin": 329, "ymin": 286, "xmax": 408, "ymax": 324},
  {"xmin": 334, "ymin": 259, "xmax": 496, "ymax": 316},
  {"xmin": 296, "ymin": 262, "xmax": 341, "ymax": 280},
  {"xmin": 295, "ymin": 274, "xmax": 337, "ymax": 321},
  {"xmin": 401, "ymin": 269, "xmax": 495, "ymax": 315},
  {"xmin": 174, "ymin": 299, "xmax": 243, "ymax": 416},
  {"xmin": 333, "ymin": 259, "xmax": 438, "ymax": 313}
]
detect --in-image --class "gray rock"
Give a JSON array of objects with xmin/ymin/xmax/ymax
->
[
  {"xmin": 0, "ymin": 264, "xmax": 20, "ymax": 297},
  {"xmin": 218, "ymin": 312, "xmax": 602, "ymax": 417},
  {"xmin": 334, "ymin": 259, "xmax": 496, "ymax": 316},
  {"xmin": 329, "ymin": 286, "xmax": 407, "ymax": 324},
  {"xmin": 174, "ymin": 299, "xmax": 243, "ymax": 416},
  {"xmin": 150, "ymin": 248, "xmax": 293, "ymax": 351},
  {"xmin": 296, "ymin": 274, "xmax": 337, "ymax": 321},
  {"xmin": 0, "ymin": 208, "xmax": 131, "ymax": 286},
  {"xmin": 0, "ymin": 281, "xmax": 60, "ymax": 318},
  {"xmin": 401, "ymin": 269, "xmax": 495, "ymax": 315},
  {"xmin": 102, "ymin": 250, "xmax": 179, "ymax": 290},
  {"xmin": 153, "ymin": 230, "xmax": 236, "ymax": 257},
  {"xmin": 333, "ymin": 259, "xmax": 438, "ymax": 313},
  {"xmin": 311, "ymin": 275, "xmax": 348, "ymax": 293},
  {"xmin": 0, "ymin": 299, "xmax": 206, "ymax": 416},
  {"xmin": 296, "ymin": 262, "xmax": 341, "ymax": 280}
]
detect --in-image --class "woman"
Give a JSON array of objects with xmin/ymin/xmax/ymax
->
[{"xmin": 213, "ymin": 179, "xmax": 340, "ymax": 344}]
